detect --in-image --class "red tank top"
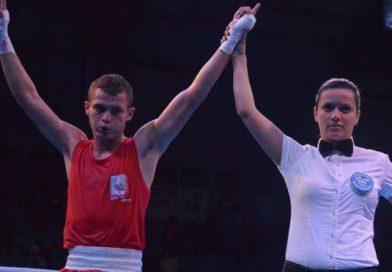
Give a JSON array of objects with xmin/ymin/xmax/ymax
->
[{"xmin": 63, "ymin": 137, "xmax": 150, "ymax": 250}]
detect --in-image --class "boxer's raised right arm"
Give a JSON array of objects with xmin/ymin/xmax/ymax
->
[
  {"xmin": 1, "ymin": 53, "xmax": 86, "ymax": 155},
  {"xmin": 0, "ymin": 2, "xmax": 86, "ymax": 157}
]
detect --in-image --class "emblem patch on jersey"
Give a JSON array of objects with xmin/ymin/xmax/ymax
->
[
  {"xmin": 110, "ymin": 174, "xmax": 131, "ymax": 201},
  {"xmin": 350, "ymin": 172, "xmax": 374, "ymax": 196}
]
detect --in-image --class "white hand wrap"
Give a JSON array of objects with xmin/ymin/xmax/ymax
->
[
  {"xmin": 0, "ymin": 10, "xmax": 15, "ymax": 54},
  {"xmin": 219, "ymin": 14, "xmax": 256, "ymax": 55}
]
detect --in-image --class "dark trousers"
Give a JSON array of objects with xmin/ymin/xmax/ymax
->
[{"xmin": 282, "ymin": 260, "xmax": 378, "ymax": 272}]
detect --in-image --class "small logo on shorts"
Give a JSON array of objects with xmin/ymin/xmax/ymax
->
[
  {"xmin": 110, "ymin": 174, "xmax": 131, "ymax": 201},
  {"xmin": 350, "ymin": 172, "xmax": 374, "ymax": 196}
]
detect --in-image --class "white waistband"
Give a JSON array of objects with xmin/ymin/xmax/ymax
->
[{"xmin": 65, "ymin": 245, "xmax": 143, "ymax": 272}]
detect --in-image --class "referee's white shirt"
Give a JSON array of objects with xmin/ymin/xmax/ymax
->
[{"xmin": 278, "ymin": 135, "xmax": 392, "ymax": 269}]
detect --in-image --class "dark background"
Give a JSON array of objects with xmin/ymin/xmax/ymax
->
[{"xmin": 0, "ymin": 0, "xmax": 391, "ymax": 271}]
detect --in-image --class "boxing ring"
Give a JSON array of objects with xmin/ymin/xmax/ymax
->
[{"xmin": 0, "ymin": 267, "xmax": 56, "ymax": 272}]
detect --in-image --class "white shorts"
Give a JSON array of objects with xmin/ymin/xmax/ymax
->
[{"xmin": 64, "ymin": 245, "xmax": 143, "ymax": 272}]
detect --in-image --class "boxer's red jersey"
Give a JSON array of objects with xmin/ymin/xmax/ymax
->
[{"xmin": 64, "ymin": 138, "xmax": 150, "ymax": 250}]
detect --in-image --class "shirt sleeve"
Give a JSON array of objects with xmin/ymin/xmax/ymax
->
[
  {"xmin": 277, "ymin": 135, "xmax": 307, "ymax": 171},
  {"xmin": 380, "ymin": 154, "xmax": 392, "ymax": 200}
]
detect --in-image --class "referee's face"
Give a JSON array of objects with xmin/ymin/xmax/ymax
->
[{"xmin": 313, "ymin": 88, "xmax": 361, "ymax": 145}]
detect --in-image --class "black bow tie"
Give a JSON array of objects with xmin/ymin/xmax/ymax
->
[{"xmin": 318, "ymin": 139, "xmax": 354, "ymax": 157}]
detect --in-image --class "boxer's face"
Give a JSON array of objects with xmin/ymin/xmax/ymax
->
[
  {"xmin": 85, "ymin": 88, "xmax": 135, "ymax": 142},
  {"xmin": 314, "ymin": 88, "xmax": 360, "ymax": 145}
]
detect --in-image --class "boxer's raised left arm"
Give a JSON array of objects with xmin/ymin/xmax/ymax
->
[
  {"xmin": 134, "ymin": 5, "xmax": 260, "ymax": 187},
  {"xmin": 133, "ymin": 49, "xmax": 231, "ymax": 188},
  {"xmin": 146, "ymin": 50, "xmax": 230, "ymax": 151},
  {"xmin": 139, "ymin": 4, "xmax": 260, "ymax": 156}
]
